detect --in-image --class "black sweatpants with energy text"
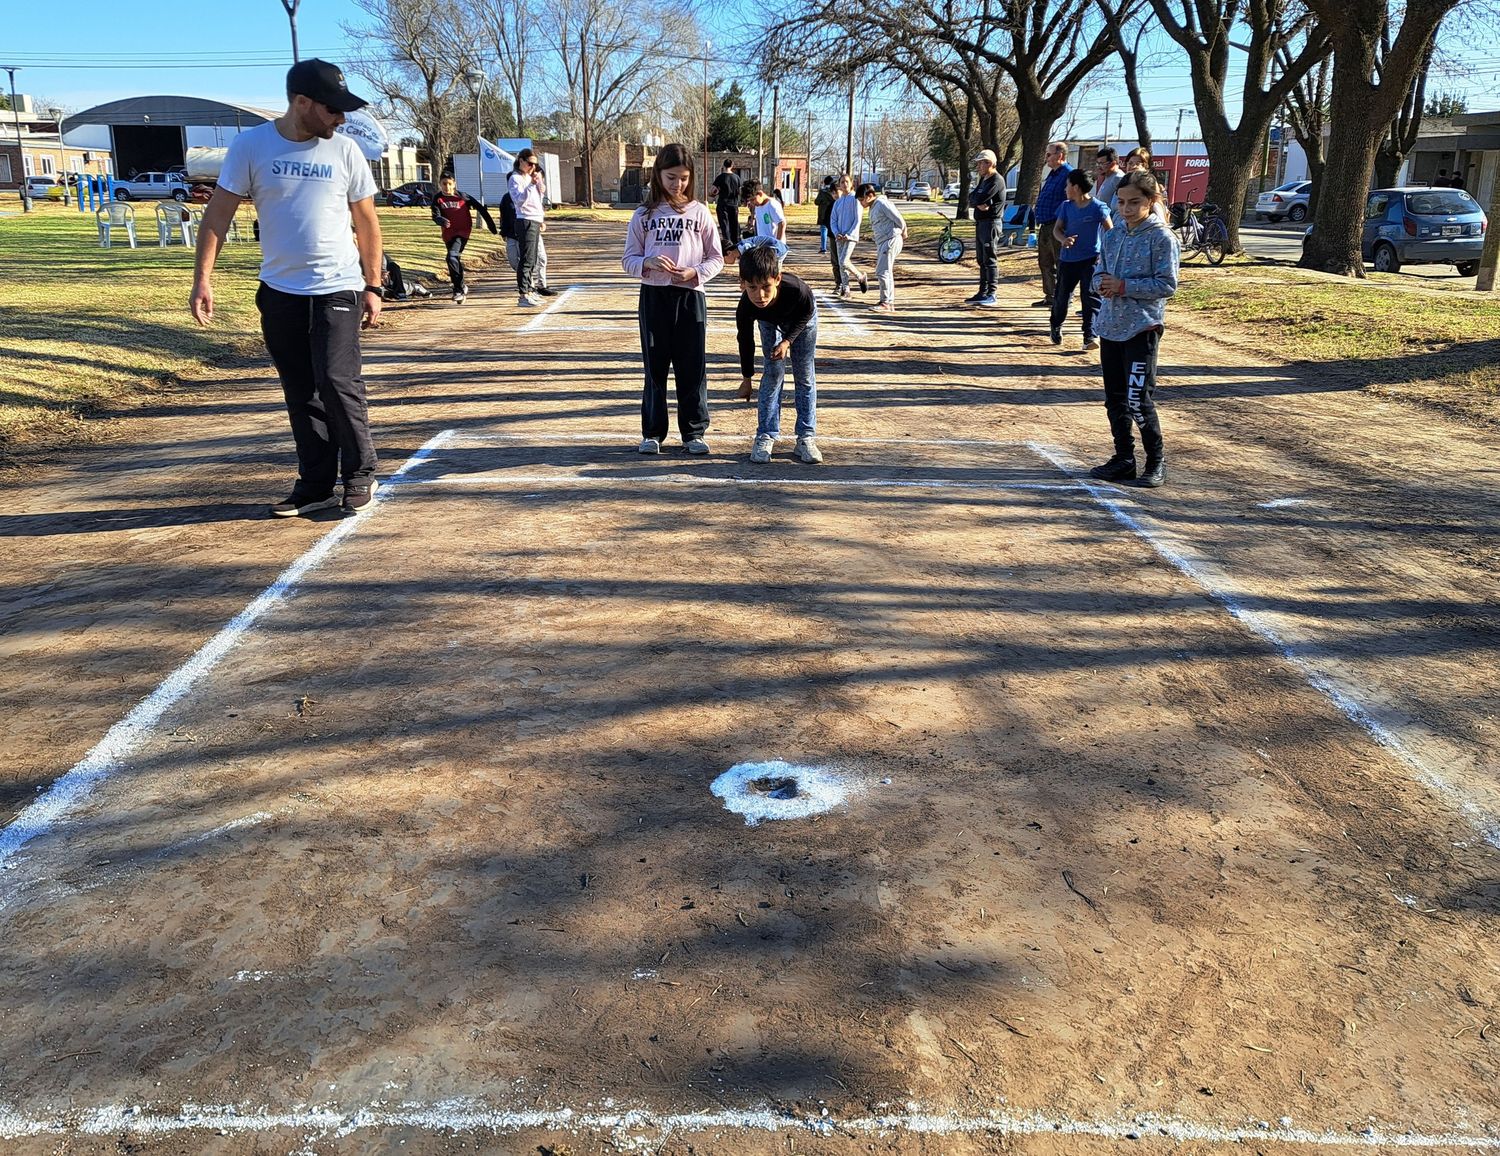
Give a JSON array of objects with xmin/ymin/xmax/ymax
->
[{"xmin": 1099, "ymin": 325, "xmax": 1164, "ymax": 463}]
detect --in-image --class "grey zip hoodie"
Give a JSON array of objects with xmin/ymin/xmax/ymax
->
[{"xmin": 1091, "ymin": 211, "xmax": 1180, "ymax": 342}]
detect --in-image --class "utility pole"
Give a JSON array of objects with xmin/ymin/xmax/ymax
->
[
  {"xmin": 5, "ymin": 67, "xmax": 29, "ymax": 213},
  {"xmin": 1477, "ymin": 164, "xmax": 1500, "ymax": 290},
  {"xmin": 280, "ymin": 0, "xmax": 301, "ymax": 63},
  {"xmin": 702, "ymin": 39, "xmax": 711, "ymax": 186},
  {"xmin": 1102, "ymin": 101, "xmax": 1110, "ymax": 147},
  {"xmin": 1172, "ymin": 108, "xmax": 1185, "ymax": 198},
  {"xmin": 805, "ymin": 108, "xmax": 813, "ymax": 197},
  {"xmin": 771, "ymin": 83, "xmax": 780, "ymax": 192},
  {"xmin": 757, "ymin": 87, "xmax": 765, "ymax": 183},
  {"xmin": 845, "ymin": 69, "xmax": 855, "ymax": 176}
]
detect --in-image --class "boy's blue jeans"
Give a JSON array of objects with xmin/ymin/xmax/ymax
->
[
  {"xmin": 756, "ymin": 315, "xmax": 818, "ymax": 440},
  {"xmin": 819, "ymin": 224, "xmax": 830, "ymax": 253}
]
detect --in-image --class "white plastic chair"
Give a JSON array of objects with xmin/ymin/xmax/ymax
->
[{"xmin": 97, "ymin": 202, "xmax": 137, "ymax": 249}]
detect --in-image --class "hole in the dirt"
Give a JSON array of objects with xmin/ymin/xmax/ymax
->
[
  {"xmin": 749, "ymin": 777, "xmax": 799, "ymax": 799},
  {"xmin": 710, "ymin": 761, "xmax": 860, "ymax": 826}
]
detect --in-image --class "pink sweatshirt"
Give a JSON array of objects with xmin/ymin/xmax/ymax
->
[{"xmin": 621, "ymin": 199, "xmax": 724, "ymax": 291}]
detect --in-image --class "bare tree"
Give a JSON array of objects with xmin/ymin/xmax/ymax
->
[
  {"xmin": 1280, "ymin": 49, "xmax": 1331, "ymax": 213},
  {"xmin": 875, "ymin": 117, "xmax": 934, "ymax": 188},
  {"xmin": 1373, "ymin": 34, "xmax": 1436, "ymax": 188},
  {"xmin": 467, "ymin": 0, "xmax": 535, "ymax": 135},
  {"xmin": 346, "ymin": 0, "xmax": 478, "ymax": 176},
  {"xmin": 1093, "ymin": 0, "xmax": 1155, "ymax": 150},
  {"xmin": 549, "ymin": 0, "xmax": 696, "ymax": 205},
  {"xmin": 1299, "ymin": 0, "xmax": 1463, "ymax": 275},
  {"xmin": 1141, "ymin": 0, "xmax": 1330, "ymax": 253}
]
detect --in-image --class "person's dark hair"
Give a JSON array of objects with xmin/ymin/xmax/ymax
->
[
  {"xmin": 722, "ymin": 160, "xmax": 733, "ymax": 170},
  {"xmin": 1125, "ymin": 147, "xmax": 1152, "ymax": 166},
  {"xmin": 1067, "ymin": 169, "xmax": 1094, "ymax": 194},
  {"xmin": 1118, "ymin": 170, "xmax": 1161, "ymax": 202},
  {"xmin": 855, "ymin": 182, "xmax": 877, "ymax": 198},
  {"xmin": 512, "ymin": 147, "xmax": 537, "ymax": 174},
  {"xmin": 739, "ymin": 244, "xmax": 781, "ymax": 283},
  {"xmin": 740, "ymin": 177, "xmax": 762, "ymax": 199},
  {"xmin": 1095, "ymin": 146, "xmax": 1118, "ymax": 164},
  {"xmin": 822, "ymin": 175, "xmax": 835, "ymax": 187},
  {"xmin": 772, "ymin": 188, "xmax": 784, "ymax": 202},
  {"xmin": 644, "ymin": 142, "xmax": 696, "ymax": 210}
]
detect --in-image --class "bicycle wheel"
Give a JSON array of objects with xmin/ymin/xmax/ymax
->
[
  {"xmin": 938, "ymin": 233, "xmax": 965, "ymax": 263},
  {"xmin": 1204, "ymin": 218, "xmax": 1230, "ymax": 265},
  {"xmin": 1176, "ymin": 223, "xmax": 1200, "ymax": 260}
]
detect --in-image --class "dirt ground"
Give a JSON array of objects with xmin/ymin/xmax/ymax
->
[{"xmin": 1, "ymin": 221, "xmax": 1497, "ymax": 1155}]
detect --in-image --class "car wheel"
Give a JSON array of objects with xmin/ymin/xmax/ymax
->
[
  {"xmin": 1287, "ymin": 204, "xmax": 1307, "ymax": 223},
  {"xmin": 113, "ymin": 188, "xmax": 131, "ymax": 201},
  {"xmin": 172, "ymin": 189, "xmax": 188, "ymax": 202},
  {"xmin": 1373, "ymin": 243, "xmax": 1400, "ymax": 273},
  {"xmin": 1457, "ymin": 261, "xmax": 1478, "ymax": 277}
]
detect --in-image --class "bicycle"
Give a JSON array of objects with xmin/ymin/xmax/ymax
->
[
  {"xmin": 1174, "ymin": 201, "xmax": 1230, "ymax": 265},
  {"xmin": 937, "ymin": 217, "xmax": 966, "ymax": 263}
]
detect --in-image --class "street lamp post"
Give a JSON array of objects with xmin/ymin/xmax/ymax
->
[
  {"xmin": 464, "ymin": 68, "xmax": 486, "ymax": 206},
  {"xmin": 49, "ymin": 106, "xmax": 68, "ymax": 205},
  {"xmin": 5, "ymin": 66, "xmax": 30, "ymax": 213},
  {"xmin": 702, "ymin": 40, "xmax": 710, "ymax": 190}
]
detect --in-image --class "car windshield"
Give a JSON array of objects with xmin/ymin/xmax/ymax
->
[
  {"xmin": 1406, "ymin": 190, "xmax": 1479, "ymax": 216},
  {"xmin": 1275, "ymin": 182, "xmax": 1304, "ymax": 192}
]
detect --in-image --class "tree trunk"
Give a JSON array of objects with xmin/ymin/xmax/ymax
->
[
  {"xmin": 1372, "ymin": 142, "xmax": 1400, "ymax": 189},
  {"xmin": 1301, "ymin": 31, "xmax": 1382, "ymax": 276},
  {"xmin": 1010, "ymin": 98, "xmax": 1061, "ymax": 209},
  {"xmin": 1198, "ymin": 116, "xmax": 1267, "ymax": 253},
  {"xmin": 580, "ymin": 50, "xmax": 594, "ymax": 207}
]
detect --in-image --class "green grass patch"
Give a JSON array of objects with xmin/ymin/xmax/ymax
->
[
  {"xmin": 1174, "ymin": 262, "xmax": 1500, "ymax": 425},
  {"xmin": 0, "ymin": 200, "xmax": 502, "ymax": 456}
]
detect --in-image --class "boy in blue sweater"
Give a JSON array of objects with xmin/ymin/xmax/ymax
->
[{"xmin": 1050, "ymin": 169, "xmax": 1112, "ymax": 348}]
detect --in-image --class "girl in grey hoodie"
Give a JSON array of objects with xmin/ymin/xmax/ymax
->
[{"xmin": 1090, "ymin": 170, "xmax": 1180, "ymax": 488}]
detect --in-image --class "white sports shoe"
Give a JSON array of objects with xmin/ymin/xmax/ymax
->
[
  {"xmin": 750, "ymin": 434, "xmax": 774, "ymax": 464},
  {"xmin": 518, "ymin": 294, "xmax": 537, "ymax": 307},
  {"xmin": 796, "ymin": 437, "xmax": 823, "ymax": 464},
  {"xmin": 685, "ymin": 437, "xmax": 710, "ymax": 455},
  {"xmin": 638, "ymin": 437, "xmax": 661, "ymax": 454}
]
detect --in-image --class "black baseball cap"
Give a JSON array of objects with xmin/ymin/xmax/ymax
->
[{"xmin": 286, "ymin": 59, "xmax": 368, "ymax": 113}]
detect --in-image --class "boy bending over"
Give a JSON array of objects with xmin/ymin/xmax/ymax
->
[{"xmin": 736, "ymin": 245, "xmax": 822, "ymax": 465}]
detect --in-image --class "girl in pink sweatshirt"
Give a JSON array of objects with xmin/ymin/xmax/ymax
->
[{"xmin": 622, "ymin": 143, "xmax": 725, "ymax": 454}]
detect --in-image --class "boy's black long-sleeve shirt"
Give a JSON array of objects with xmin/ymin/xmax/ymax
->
[{"xmin": 736, "ymin": 271, "xmax": 816, "ymax": 377}]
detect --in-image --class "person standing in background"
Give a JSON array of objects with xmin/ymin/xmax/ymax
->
[
  {"xmin": 509, "ymin": 147, "xmax": 546, "ymax": 307},
  {"xmin": 864, "ymin": 184, "xmax": 908, "ymax": 312},
  {"xmin": 829, "ymin": 180, "xmax": 869, "ymax": 298},
  {"xmin": 815, "ymin": 176, "xmax": 836, "ymax": 254},
  {"xmin": 965, "ymin": 149, "xmax": 1004, "ymax": 306},
  {"xmin": 1033, "ymin": 141, "xmax": 1073, "ymax": 307},
  {"xmin": 710, "ymin": 160, "xmax": 743, "ymax": 248}
]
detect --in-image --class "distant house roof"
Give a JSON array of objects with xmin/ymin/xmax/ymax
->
[{"xmin": 62, "ymin": 96, "xmax": 280, "ymax": 133}]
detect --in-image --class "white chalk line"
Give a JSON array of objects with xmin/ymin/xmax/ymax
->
[
  {"xmin": 517, "ymin": 285, "xmax": 580, "ymax": 332},
  {"xmin": 403, "ymin": 473, "xmax": 1080, "ymax": 493},
  {"xmin": 813, "ymin": 290, "xmax": 872, "ymax": 335},
  {"xmin": 444, "ymin": 431, "xmax": 1033, "ymax": 448},
  {"xmin": 0, "ymin": 1100, "xmax": 1494, "ymax": 1149},
  {"xmin": 1027, "ymin": 441, "xmax": 1500, "ymax": 852},
  {"xmin": 0, "ymin": 430, "xmax": 458, "ymax": 883}
]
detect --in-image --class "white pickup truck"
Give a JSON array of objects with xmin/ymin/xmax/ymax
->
[{"xmin": 112, "ymin": 171, "xmax": 190, "ymax": 201}]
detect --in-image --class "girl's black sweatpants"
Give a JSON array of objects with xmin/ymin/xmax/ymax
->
[
  {"xmin": 638, "ymin": 284, "xmax": 709, "ymax": 442},
  {"xmin": 1100, "ymin": 325, "xmax": 1165, "ymax": 464}
]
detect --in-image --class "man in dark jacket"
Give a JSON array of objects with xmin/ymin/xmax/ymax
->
[
  {"xmin": 966, "ymin": 149, "xmax": 1005, "ymax": 306},
  {"xmin": 814, "ymin": 176, "xmax": 837, "ymax": 254},
  {"xmin": 710, "ymin": 161, "xmax": 743, "ymax": 247}
]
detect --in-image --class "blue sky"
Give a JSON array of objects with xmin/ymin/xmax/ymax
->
[{"xmin": 5, "ymin": 0, "xmax": 1499, "ymax": 138}]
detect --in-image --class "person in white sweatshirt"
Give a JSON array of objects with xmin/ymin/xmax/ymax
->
[
  {"xmin": 621, "ymin": 143, "xmax": 726, "ymax": 455},
  {"xmin": 507, "ymin": 147, "xmax": 546, "ymax": 306},
  {"xmin": 861, "ymin": 185, "xmax": 908, "ymax": 311}
]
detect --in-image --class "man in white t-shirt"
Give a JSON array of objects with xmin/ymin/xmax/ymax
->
[{"xmin": 191, "ymin": 58, "xmax": 383, "ymax": 518}]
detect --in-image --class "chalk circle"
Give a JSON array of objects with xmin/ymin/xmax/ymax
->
[{"xmin": 710, "ymin": 760, "xmax": 858, "ymax": 826}]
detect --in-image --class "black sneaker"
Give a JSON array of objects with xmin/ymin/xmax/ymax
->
[
  {"xmin": 1030, "ymin": 299, "xmax": 1050, "ymax": 307},
  {"xmin": 858, "ymin": 273, "xmax": 869, "ymax": 293},
  {"xmin": 1088, "ymin": 456, "xmax": 1137, "ymax": 482},
  {"xmin": 1050, "ymin": 327, "xmax": 1062, "ymax": 345},
  {"xmin": 1132, "ymin": 460, "xmax": 1166, "ymax": 488},
  {"xmin": 536, "ymin": 285, "xmax": 558, "ymax": 296},
  {"xmin": 270, "ymin": 491, "xmax": 339, "ymax": 518},
  {"xmin": 342, "ymin": 478, "xmax": 379, "ymax": 514}
]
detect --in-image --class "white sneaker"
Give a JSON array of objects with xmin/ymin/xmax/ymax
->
[
  {"xmin": 518, "ymin": 294, "xmax": 537, "ymax": 307},
  {"xmin": 453, "ymin": 290, "xmax": 466, "ymax": 305},
  {"xmin": 796, "ymin": 437, "xmax": 823, "ymax": 464},
  {"xmin": 750, "ymin": 434, "xmax": 774, "ymax": 464},
  {"xmin": 685, "ymin": 437, "xmax": 710, "ymax": 455},
  {"xmin": 638, "ymin": 437, "xmax": 661, "ymax": 454}
]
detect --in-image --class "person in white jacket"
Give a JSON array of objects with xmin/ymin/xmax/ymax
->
[
  {"xmin": 861, "ymin": 185, "xmax": 908, "ymax": 311},
  {"xmin": 508, "ymin": 147, "xmax": 546, "ymax": 306}
]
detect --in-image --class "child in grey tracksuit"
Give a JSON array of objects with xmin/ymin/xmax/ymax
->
[{"xmin": 1090, "ymin": 171, "xmax": 1180, "ymax": 487}]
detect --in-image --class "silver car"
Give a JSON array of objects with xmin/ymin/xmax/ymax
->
[{"xmin": 1255, "ymin": 179, "xmax": 1311, "ymax": 223}]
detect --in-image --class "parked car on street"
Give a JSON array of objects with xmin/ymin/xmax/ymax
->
[
  {"xmin": 906, "ymin": 181, "xmax": 934, "ymax": 201},
  {"xmin": 112, "ymin": 171, "xmax": 190, "ymax": 201},
  {"xmin": 385, "ymin": 181, "xmax": 437, "ymax": 207},
  {"xmin": 942, "ymin": 181, "xmax": 960, "ymax": 201},
  {"xmin": 23, "ymin": 175, "xmax": 65, "ymax": 200},
  {"xmin": 1255, "ymin": 179, "xmax": 1312, "ymax": 223},
  {"xmin": 1302, "ymin": 186, "xmax": 1488, "ymax": 276}
]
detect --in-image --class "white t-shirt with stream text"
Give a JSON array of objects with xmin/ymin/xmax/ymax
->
[{"xmin": 218, "ymin": 121, "xmax": 377, "ymax": 295}]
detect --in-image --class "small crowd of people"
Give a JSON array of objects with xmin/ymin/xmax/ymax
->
[{"xmin": 190, "ymin": 60, "xmax": 1180, "ymax": 524}]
